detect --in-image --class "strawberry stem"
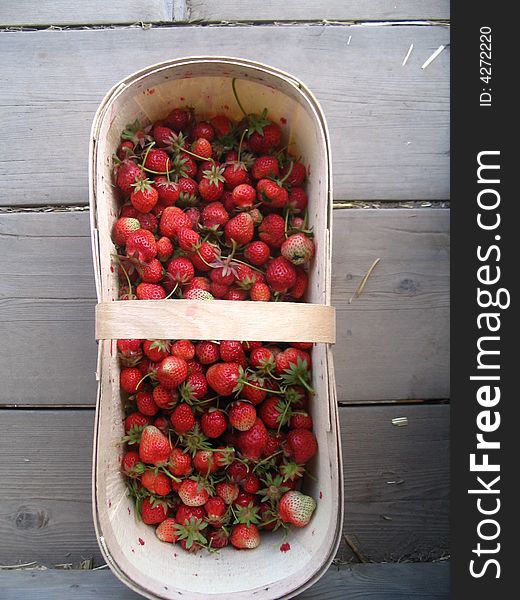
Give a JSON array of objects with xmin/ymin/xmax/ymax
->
[
  {"xmin": 237, "ymin": 128, "xmax": 248, "ymax": 163},
  {"xmin": 164, "ymin": 282, "xmax": 179, "ymax": 300},
  {"xmin": 240, "ymin": 380, "xmax": 284, "ymax": 396},
  {"xmin": 232, "ymin": 78, "xmax": 248, "ymax": 118},
  {"xmin": 112, "ymin": 254, "xmax": 133, "ymax": 298},
  {"xmin": 279, "ymin": 160, "xmax": 294, "ymax": 185}
]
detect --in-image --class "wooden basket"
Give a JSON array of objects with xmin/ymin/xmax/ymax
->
[{"xmin": 89, "ymin": 57, "xmax": 343, "ymax": 600}]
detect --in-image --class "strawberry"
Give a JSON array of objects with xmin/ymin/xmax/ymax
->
[
  {"xmin": 211, "ymin": 114, "xmax": 232, "ymax": 137},
  {"xmin": 141, "ymin": 470, "xmax": 172, "ymax": 496},
  {"xmin": 206, "ymin": 362, "xmax": 241, "ymax": 396},
  {"xmin": 266, "ymin": 257, "xmax": 297, "ymax": 292},
  {"xmin": 193, "ymin": 121, "xmax": 215, "ymax": 142},
  {"xmin": 153, "ymin": 124, "xmax": 175, "ymax": 148},
  {"xmin": 251, "ymin": 155, "xmax": 279, "ymax": 180},
  {"xmin": 244, "ymin": 241, "xmax": 270, "ymax": 266},
  {"xmin": 143, "ymin": 339, "xmax": 171, "ymax": 362},
  {"xmin": 154, "ymin": 415, "xmax": 169, "ymax": 435},
  {"xmin": 210, "ymin": 267, "xmax": 235, "ymax": 287},
  {"xmin": 237, "ymin": 418, "xmax": 268, "ymax": 460},
  {"xmin": 193, "ymin": 450, "xmax": 218, "ymax": 475},
  {"xmin": 124, "ymin": 411, "xmax": 152, "ymax": 434},
  {"xmin": 171, "ymin": 339, "xmax": 195, "ymax": 361},
  {"xmin": 178, "ymin": 479, "xmax": 210, "ymax": 507},
  {"xmin": 144, "ymin": 149, "xmax": 171, "ymax": 173},
  {"xmin": 154, "ymin": 177, "xmax": 181, "ymax": 206},
  {"xmin": 230, "ymin": 523, "xmax": 260, "ymax": 549},
  {"xmin": 223, "ymin": 162, "xmax": 248, "ymax": 189},
  {"xmin": 120, "ymin": 367, "xmax": 143, "ymax": 394},
  {"xmin": 152, "ymin": 383, "xmax": 177, "ymax": 411},
  {"xmin": 195, "ymin": 341, "xmax": 220, "ymax": 365},
  {"xmin": 130, "ymin": 178, "xmax": 159, "ymax": 213},
  {"xmin": 259, "ymin": 397, "xmax": 289, "ymax": 429},
  {"xmin": 225, "ymin": 212, "xmax": 254, "ymax": 245},
  {"xmin": 224, "ymin": 287, "xmax": 248, "ymax": 301},
  {"xmin": 136, "ymin": 390, "xmax": 159, "ymax": 416},
  {"xmin": 136, "ymin": 283, "xmax": 166, "ymax": 300},
  {"xmin": 160, "ymin": 206, "xmax": 192, "ymax": 238},
  {"xmin": 157, "ymin": 356, "xmax": 189, "ymax": 389},
  {"xmin": 167, "ymin": 256, "xmax": 195, "ymax": 284},
  {"xmin": 156, "ymin": 236, "xmax": 173, "ymax": 261},
  {"xmin": 122, "ymin": 450, "xmax": 143, "ymax": 478},
  {"xmin": 191, "ymin": 138, "xmax": 213, "ymax": 160},
  {"xmin": 207, "ymin": 527, "xmax": 229, "ymax": 548},
  {"xmin": 176, "ymin": 505, "xmax": 205, "ymax": 525},
  {"xmin": 199, "ymin": 164, "xmax": 225, "ymax": 202},
  {"xmin": 170, "ymin": 403, "xmax": 195, "ymax": 434},
  {"xmin": 248, "ymin": 121, "xmax": 281, "ymax": 153},
  {"xmin": 190, "ymin": 241, "xmax": 220, "ymax": 272},
  {"xmin": 242, "ymin": 473, "xmax": 260, "ymax": 494},
  {"xmin": 281, "ymin": 161, "xmax": 306, "ymax": 186},
  {"xmin": 289, "ymin": 411, "xmax": 313, "ymax": 430},
  {"xmin": 184, "ymin": 288, "xmax": 214, "ymax": 300},
  {"xmin": 165, "ymin": 107, "xmax": 193, "ymax": 132},
  {"xmin": 226, "ymin": 460, "xmax": 248, "ymax": 485},
  {"xmin": 204, "ymin": 496, "xmax": 226, "ymax": 526},
  {"xmin": 156, "ymin": 517, "xmax": 178, "ymax": 543},
  {"xmin": 231, "ymin": 183, "xmax": 256, "ymax": 209},
  {"xmin": 215, "ymin": 481, "xmax": 239, "ymax": 505},
  {"xmin": 258, "ymin": 213, "xmax": 286, "ymax": 248},
  {"xmin": 201, "ymin": 201, "xmax": 229, "ymax": 229},
  {"xmin": 180, "ymin": 372, "xmax": 208, "ymax": 401},
  {"xmin": 116, "ymin": 160, "xmax": 142, "ymax": 195},
  {"xmin": 126, "ymin": 228, "xmax": 157, "ymax": 262},
  {"xmin": 281, "ymin": 233, "xmax": 314, "ymax": 265},
  {"xmin": 113, "ymin": 217, "xmax": 140, "ymax": 246},
  {"xmin": 278, "ymin": 491, "xmax": 316, "ymax": 527},
  {"xmin": 228, "ymin": 401, "xmax": 256, "ymax": 431},
  {"xmin": 285, "ymin": 429, "xmax": 317, "ymax": 464},
  {"xmin": 219, "ymin": 340, "xmax": 245, "ymax": 363},
  {"xmin": 256, "ymin": 178, "xmax": 288, "ymax": 208},
  {"xmin": 117, "ymin": 140, "xmax": 134, "ymax": 160},
  {"xmin": 141, "ymin": 498, "xmax": 168, "ymax": 524},
  {"xmin": 201, "ymin": 408, "xmax": 227, "ymax": 438},
  {"xmin": 289, "ymin": 267, "xmax": 308, "ymax": 299},
  {"xmin": 177, "ymin": 227, "xmax": 201, "ymax": 252},
  {"xmin": 287, "ymin": 187, "xmax": 308, "ymax": 211},
  {"xmin": 139, "ymin": 425, "xmax": 171, "ymax": 466},
  {"xmin": 169, "ymin": 447, "xmax": 193, "ymax": 477},
  {"xmin": 250, "ymin": 282, "xmax": 270, "ymax": 301},
  {"xmin": 138, "ymin": 259, "xmax": 162, "ymax": 285}
]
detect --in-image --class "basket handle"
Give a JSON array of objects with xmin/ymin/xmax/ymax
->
[{"xmin": 95, "ymin": 300, "xmax": 336, "ymax": 344}]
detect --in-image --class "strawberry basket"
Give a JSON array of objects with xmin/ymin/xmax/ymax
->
[{"xmin": 89, "ymin": 57, "xmax": 342, "ymax": 600}]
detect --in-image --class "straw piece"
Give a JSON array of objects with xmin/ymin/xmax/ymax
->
[
  {"xmin": 392, "ymin": 417, "xmax": 409, "ymax": 427},
  {"xmin": 402, "ymin": 43, "xmax": 414, "ymax": 66},
  {"xmin": 343, "ymin": 535, "xmax": 368, "ymax": 563},
  {"xmin": 421, "ymin": 45, "xmax": 446, "ymax": 70},
  {"xmin": 349, "ymin": 258, "xmax": 381, "ymax": 303}
]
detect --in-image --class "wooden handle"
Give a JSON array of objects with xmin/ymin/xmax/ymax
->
[{"xmin": 95, "ymin": 300, "xmax": 336, "ymax": 343}]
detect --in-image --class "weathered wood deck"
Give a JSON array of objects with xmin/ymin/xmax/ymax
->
[{"xmin": 0, "ymin": 1, "xmax": 450, "ymax": 597}]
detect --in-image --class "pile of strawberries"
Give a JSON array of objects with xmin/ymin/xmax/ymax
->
[
  {"xmin": 120, "ymin": 338, "xmax": 318, "ymax": 551},
  {"xmin": 111, "ymin": 83, "xmax": 314, "ymax": 302}
]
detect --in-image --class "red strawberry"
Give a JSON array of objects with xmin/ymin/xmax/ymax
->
[
  {"xmin": 136, "ymin": 390, "xmax": 159, "ymax": 416},
  {"xmin": 250, "ymin": 282, "xmax": 270, "ymax": 301},
  {"xmin": 156, "ymin": 517, "xmax": 178, "ymax": 543},
  {"xmin": 144, "ymin": 149, "xmax": 170, "ymax": 173},
  {"xmin": 231, "ymin": 184, "xmax": 256, "ymax": 209},
  {"xmin": 225, "ymin": 213, "xmax": 254, "ymax": 245},
  {"xmin": 259, "ymin": 396, "xmax": 289, "ymax": 430},
  {"xmin": 141, "ymin": 498, "xmax": 168, "ymax": 524},
  {"xmin": 126, "ymin": 228, "xmax": 157, "ymax": 262},
  {"xmin": 193, "ymin": 121, "xmax": 215, "ymax": 141},
  {"xmin": 194, "ymin": 341, "xmax": 219, "ymax": 365},
  {"xmin": 117, "ymin": 140, "xmax": 134, "ymax": 160},
  {"xmin": 165, "ymin": 107, "xmax": 193, "ymax": 132},
  {"xmin": 281, "ymin": 233, "xmax": 314, "ymax": 265},
  {"xmin": 256, "ymin": 178, "xmax": 288, "ymax": 208},
  {"xmin": 169, "ymin": 447, "xmax": 193, "ymax": 477},
  {"xmin": 120, "ymin": 367, "xmax": 142, "ymax": 394},
  {"xmin": 206, "ymin": 362, "xmax": 241, "ymax": 396},
  {"xmin": 136, "ymin": 283, "xmax": 166, "ymax": 300},
  {"xmin": 116, "ymin": 160, "xmax": 142, "ymax": 195},
  {"xmin": 211, "ymin": 114, "xmax": 232, "ymax": 137},
  {"xmin": 139, "ymin": 425, "xmax": 171, "ymax": 466},
  {"xmin": 289, "ymin": 267, "xmax": 308, "ymax": 299},
  {"xmin": 244, "ymin": 241, "xmax": 270, "ymax": 266},
  {"xmin": 178, "ymin": 479, "xmax": 210, "ymax": 507},
  {"xmin": 157, "ymin": 356, "xmax": 189, "ymax": 389},
  {"xmin": 248, "ymin": 122, "xmax": 281, "ymax": 153},
  {"xmin": 154, "ymin": 415, "xmax": 169, "ymax": 434},
  {"xmin": 287, "ymin": 187, "xmax": 308, "ymax": 211},
  {"xmin": 170, "ymin": 403, "xmax": 195, "ymax": 434},
  {"xmin": 251, "ymin": 156, "xmax": 279, "ymax": 180},
  {"xmin": 190, "ymin": 241, "xmax": 220, "ymax": 272},
  {"xmin": 199, "ymin": 164, "xmax": 225, "ymax": 202},
  {"xmin": 223, "ymin": 162, "xmax": 248, "ymax": 190},
  {"xmin": 177, "ymin": 227, "xmax": 201, "ymax": 252},
  {"xmin": 201, "ymin": 201, "xmax": 229, "ymax": 229},
  {"xmin": 224, "ymin": 287, "xmax": 248, "ymax": 301},
  {"xmin": 117, "ymin": 338, "xmax": 142, "ymax": 356},
  {"xmin": 226, "ymin": 460, "xmax": 248, "ymax": 485},
  {"xmin": 230, "ymin": 523, "xmax": 260, "ymax": 549},
  {"xmin": 171, "ymin": 339, "xmax": 195, "ymax": 361},
  {"xmin": 285, "ymin": 429, "xmax": 317, "ymax": 464},
  {"xmin": 181, "ymin": 372, "xmax": 208, "ymax": 401},
  {"xmin": 153, "ymin": 124, "xmax": 175, "ymax": 147},
  {"xmin": 141, "ymin": 470, "xmax": 172, "ymax": 496},
  {"xmin": 193, "ymin": 450, "xmax": 218, "ymax": 475},
  {"xmin": 160, "ymin": 206, "xmax": 192, "ymax": 237},
  {"xmin": 278, "ymin": 490, "xmax": 316, "ymax": 527},
  {"xmin": 122, "ymin": 450, "xmax": 143, "ymax": 478},
  {"xmin": 156, "ymin": 236, "xmax": 173, "ymax": 261},
  {"xmin": 237, "ymin": 418, "xmax": 268, "ymax": 460},
  {"xmin": 167, "ymin": 256, "xmax": 195, "ymax": 284},
  {"xmin": 151, "ymin": 384, "xmax": 177, "ymax": 411},
  {"xmin": 207, "ymin": 527, "xmax": 229, "ymax": 548},
  {"xmin": 259, "ymin": 213, "xmax": 286, "ymax": 248},
  {"xmin": 143, "ymin": 339, "xmax": 171, "ymax": 362},
  {"xmin": 138, "ymin": 258, "xmax": 162, "ymax": 284},
  {"xmin": 124, "ymin": 411, "xmax": 152, "ymax": 434},
  {"xmin": 154, "ymin": 177, "xmax": 180, "ymax": 206},
  {"xmin": 219, "ymin": 340, "xmax": 245, "ymax": 363},
  {"xmin": 216, "ymin": 481, "xmax": 239, "ymax": 505},
  {"xmin": 266, "ymin": 257, "xmax": 297, "ymax": 292},
  {"xmin": 136, "ymin": 211, "xmax": 158, "ymax": 233},
  {"xmin": 192, "ymin": 138, "xmax": 213, "ymax": 160},
  {"xmin": 175, "ymin": 505, "xmax": 205, "ymax": 526},
  {"xmin": 228, "ymin": 401, "xmax": 256, "ymax": 431},
  {"xmin": 289, "ymin": 411, "xmax": 313, "ymax": 430},
  {"xmin": 113, "ymin": 217, "xmax": 140, "ymax": 246},
  {"xmin": 204, "ymin": 496, "xmax": 226, "ymax": 526},
  {"xmin": 130, "ymin": 178, "xmax": 159, "ymax": 213},
  {"xmin": 201, "ymin": 408, "xmax": 227, "ymax": 438}
]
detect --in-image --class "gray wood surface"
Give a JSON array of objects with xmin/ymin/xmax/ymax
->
[
  {"xmin": 0, "ymin": 1, "xmax": 174, "ymax": 26},
  {"xmin": 0, "ymin": 209, "xmax": 449, "ymax": 406},
  {"xmin": 0, "ymin": 405, "xmax": 449, "ymax": 565},
  {"xmin": 187, "ymin": 0, "xmax": 450, "ymax": 22},
  {"xmin": 0, "ymin": 563, "xmax": 450, "ymax": 599},
  {"xmin": 0, "ymin": 25, "xmax": 449, "ymax": 206}
]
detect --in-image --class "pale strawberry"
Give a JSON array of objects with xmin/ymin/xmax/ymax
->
[
  {"xmin": 230, "ymin": 523, "xmax": 260, "ymax": 549},
  {"xmin": 178, "ymin": 479, "xmax": 210, "ymax": 507},
  {"xmin": 156, "ymin": 517, "xmax": 178, "ymax": 543},
  {"xmin": 281, "ymin": 233, "xmax": 315, "ymax": 265},
  {"xmin": 113, "ymin": 217, "xmax": 140, "ymax": 246},
  {"xmin": 228, "ymin": 401, "xmax": 256, "ymax": 431},
  {"xmin": 278, "ymin": 491, "xmax": 316, "ymax": 527}
]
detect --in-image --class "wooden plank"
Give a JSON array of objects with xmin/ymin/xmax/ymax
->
[
  {"xmin": 0, "ymin": 1, "xmax": 174, "ymax": 26},
  {"xmin": 187, "ymin": 0, "xmax": 450, "ymax": 22},
  {"xmin": 333, "ymin": 209, "xmax": 450, "ymax": 401},
  {"xmin": 0, "ymin": 406, "xmax": 449, "ymax": 565},
  {"xmin": 0, "ymin": 563, "xmax": 450, "ymax": 599},
  {"xmin": 0, "ymin": 208, "xmax": 449, "ymax": 406},
  {"xmin": 0, "ymin": 25, "xmax": 449, "ymax": 206}
]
